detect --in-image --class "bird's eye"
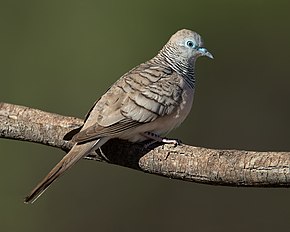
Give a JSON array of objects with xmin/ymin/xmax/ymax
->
[{"xmin": 186, "ymin": 40, "xmax": 195, "ymax": 48}]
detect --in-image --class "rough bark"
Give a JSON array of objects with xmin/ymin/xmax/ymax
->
[{"xmin": 1, "ymin": 102, "xmax": 290, "ymax": 187}]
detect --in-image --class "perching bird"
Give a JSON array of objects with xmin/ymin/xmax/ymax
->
[{"xmin": 25, "ymin": 29, "xmax": 213, "ymax": 203}]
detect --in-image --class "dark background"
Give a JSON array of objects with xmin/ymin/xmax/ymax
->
[{"xmin": 1, "ymin": 1, "xmax": 290, "ymax": 231}]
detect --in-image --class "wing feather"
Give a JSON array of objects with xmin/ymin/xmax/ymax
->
[{"xmin": 73, "ymin": 63, "xmax": 183, "ymax": 143}]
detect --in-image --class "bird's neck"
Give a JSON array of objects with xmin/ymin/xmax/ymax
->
[{"xmin": 154, "ymin": 46, "xmax": 196, "ymax": 89}]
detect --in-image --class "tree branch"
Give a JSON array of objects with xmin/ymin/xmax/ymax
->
[{"xmin": 1, "ymin": 102, "xmax": 290, "ymax": 187}]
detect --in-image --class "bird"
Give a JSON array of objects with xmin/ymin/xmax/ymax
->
[{"xmin": 24, "ymin": 29, "xmax": 213, "ymax": 203}]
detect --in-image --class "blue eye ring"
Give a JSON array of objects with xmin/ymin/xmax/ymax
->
[{"xmin": 186, "ymin": 40, "xmax": 195, "ymax": 48}]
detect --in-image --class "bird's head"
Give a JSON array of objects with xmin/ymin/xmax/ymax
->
[{"xmin": 162, "ymin": 29, "xmax": 213, "ymax": 65}]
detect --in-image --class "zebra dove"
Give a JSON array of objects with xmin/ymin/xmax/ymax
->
[{"xmin": 25, "ymin": 29, "xmax": 213, "ymax": 203}]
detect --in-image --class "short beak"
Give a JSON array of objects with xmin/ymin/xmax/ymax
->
[{"xmin": 198, "ymin": 47, "xmax": 214, "ymax": 59}]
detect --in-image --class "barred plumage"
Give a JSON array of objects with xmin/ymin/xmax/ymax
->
[{"xmin": 25, "ymin": 29, "xmax": 213, "ymax": 203}]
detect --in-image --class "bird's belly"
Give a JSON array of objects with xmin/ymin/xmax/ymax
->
[{"xmin": 152, "ymin": 86, "xmax": 194, "ymax": 134}]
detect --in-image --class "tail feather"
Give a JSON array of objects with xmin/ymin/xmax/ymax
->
[{"xmin": 25, "ymin": 139, "xmax": 105, "ymax": 204}]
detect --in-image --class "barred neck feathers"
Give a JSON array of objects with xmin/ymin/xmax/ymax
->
[
  {"xmin": 150, "ymin": 29, "xmax": 213, "ymax": 89},
  {"xmin": 155, "ymin": 45, "xmax": 196, "ymax": 89}
]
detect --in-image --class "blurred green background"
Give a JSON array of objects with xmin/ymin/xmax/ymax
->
[{"xmin": 1, "ymin": 0, "xmax": 290, "ymax": 231}]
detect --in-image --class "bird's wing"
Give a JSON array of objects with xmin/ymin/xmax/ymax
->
[{"xmin": 73, "ymin": 63, "xmax": 183, "ymax": 143}]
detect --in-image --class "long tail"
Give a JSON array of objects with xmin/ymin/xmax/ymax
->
[{"xmin": 24, "ymin": 138, "xmax": 107, "ymax": 204}]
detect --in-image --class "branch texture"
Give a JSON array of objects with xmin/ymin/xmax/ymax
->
[{"xmin": 1, "ymin": 102, "xmax": 290, "ymax": 187}]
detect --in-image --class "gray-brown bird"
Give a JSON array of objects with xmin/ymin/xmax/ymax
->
[{"xmin": 25, "ymin": 29, "xmax": 213, "ymax": 203}]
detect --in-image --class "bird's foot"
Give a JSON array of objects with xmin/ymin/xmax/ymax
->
[{"xmin": 142, "ymin": 132, "xmax": 181, "ymax": 148}]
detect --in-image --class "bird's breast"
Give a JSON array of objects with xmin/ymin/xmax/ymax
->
[{"xmin": 166, "ymin": 83, "xmax": 194, "ymax": 131}]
